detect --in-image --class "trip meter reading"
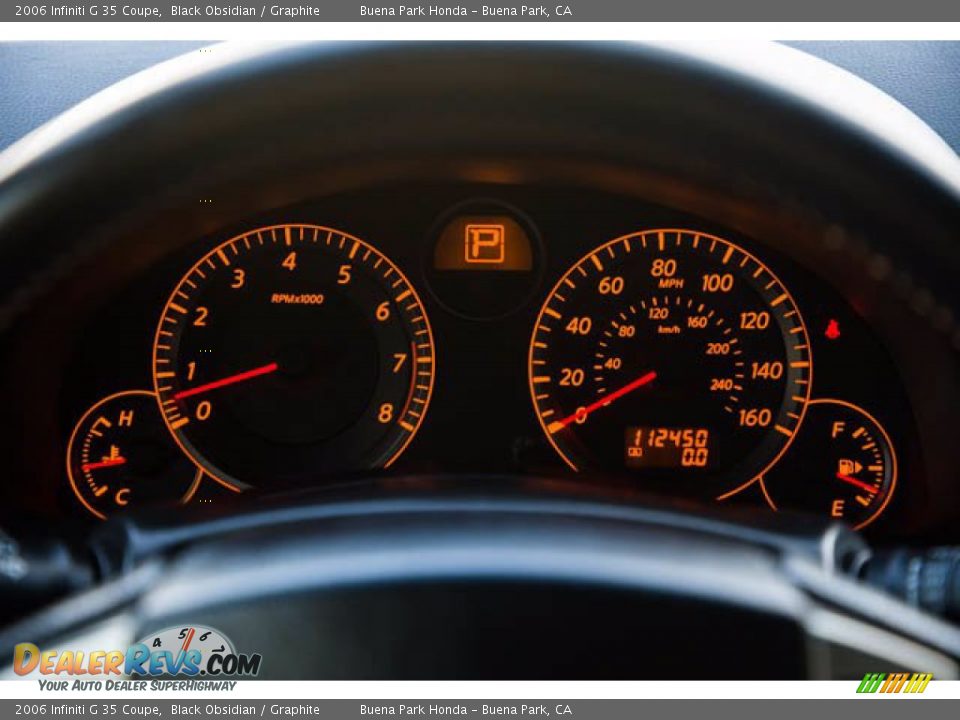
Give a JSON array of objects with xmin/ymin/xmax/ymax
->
[
  {"xmin": 529, "ymin": 229, "xmax": 812, "ymax": 498},
  {"xmin": 153, "ymin": 224, "xmax": 435, "ymax": 489}
]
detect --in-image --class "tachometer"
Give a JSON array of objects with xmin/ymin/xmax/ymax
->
[
  {"xmin": 528, "ymin": 229, "xmax": 812, "ymax": 498},
  {"xmin": 153, "ymin": 224, "xmax": 435, "ymax": 489}
]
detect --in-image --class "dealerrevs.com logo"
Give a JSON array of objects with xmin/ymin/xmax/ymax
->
[
  {"xmin": 13, "ymin": 625, "xmax": 262, "ymax": 682},
  {"xmin": 857, "ymin": 673, "xmax": 934, "ymax": 694}
]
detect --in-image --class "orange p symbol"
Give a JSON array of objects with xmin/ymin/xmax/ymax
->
[{"xmin": 464, "ymin": 224, "xmax": 506, "ymax": 264}]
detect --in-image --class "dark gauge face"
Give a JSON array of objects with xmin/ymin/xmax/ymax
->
[
  {"xmin": 66, "ymin": 391, "xmax": 202, "ymax": 520},
  {"xmin": 529, "ymin": 229, "xmax": 812, "ymax": 498},
  {"xmin": 762, "ymin": 399, "xmax": 896, "ymax": 530},
  {"xmin": 152, "ymin": 224, "xmax": 435, "ymax": 489}
]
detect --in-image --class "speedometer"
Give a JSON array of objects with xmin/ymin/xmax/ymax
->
[{"xmin": 528, "ymin": 229, "xmax": 812, "ymax": 498}]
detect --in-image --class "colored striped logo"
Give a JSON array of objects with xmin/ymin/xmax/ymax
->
[{"xmin": 857, "ymin": 673, "xmax": 933, "ymax": 694}]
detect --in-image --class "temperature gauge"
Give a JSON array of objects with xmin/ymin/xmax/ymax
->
[
  {"xmin": 66, "ymin": 390, "xmax": 203, "ymax": 520},
  {"xmin": 761, "ymin": 398, "xmax": 896, "ymax": 530}
]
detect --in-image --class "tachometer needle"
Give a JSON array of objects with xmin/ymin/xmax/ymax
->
[
  {"xmin": 548, "ymin": 370, "xmax": 657, "ymax": 433},
  {"xmin": 173, "ymin": 362, "xmax": 279, "ymax": 401},
  {"xmin": 835, "ymin": 472, "xmax": 878, "ymax": 495},
  {"xmin": 82, "ymin": 457, "xmax": 127, "ymax": 472}
]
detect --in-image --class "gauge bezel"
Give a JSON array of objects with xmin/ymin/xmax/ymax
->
[
  {"xmin": 65, "ymin": 389, "xmax": 203, "ymax": 520},
  {"xmin": 528, "ymin": 228, "xmax": 813, "ymax": 496},
  {"xmin": 759, "ymin": 397, "xmax": 898, "ymax": 530},
  {"xmin": 151, "ymin": 224, "xmax": 437, "ymax": 490}
]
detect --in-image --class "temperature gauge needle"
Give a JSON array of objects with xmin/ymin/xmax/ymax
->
[
  {"xmin": 173, "ymin": 362, "xmax": 279, "ymax": 401},
  {"xmin": 82, "ymin": 457, "xmax": 127, "ymax": 472},
  {"xmin": 836, "ymin": 472, "xmax": 878, "ymax": 494},
  {"xmin": 548, "ymin": 370, "xmax": 657, "ymax": 433}
]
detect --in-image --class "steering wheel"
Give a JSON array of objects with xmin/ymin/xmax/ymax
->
[{"xmin": 1, "ymin": 42, "xmax": 959, "ymax": 679}]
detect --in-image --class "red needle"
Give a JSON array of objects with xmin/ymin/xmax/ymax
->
[
  {"xmin": 180, "ymin": 627, "xmax": 196, "ymax": 652},
  {"xmin": 173, "ymin": 362, "xmax": 279, "ymax": 401},
  {"xmin": 836, "ymin": 472, "xmax": 878, "ymax": 495},
  {"xmin": 548, "ymin": 370, "xmax": 657, "ymax": 433},
  {"xmin": 82, "ymin": 457, "xmax": 127, "ymax": 472}
]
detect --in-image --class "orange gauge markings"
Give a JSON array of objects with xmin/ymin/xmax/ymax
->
[
  {"xmin": 152, "ymin": 224, "xmax": 435, "ymax": 489},
  {"xmin": 759, "ymin": 398, "xmax": 896, "ymax": 530},
  {"xmin": 66, "ymin": 390, "xmax": 203, "ymax": 520},
  {"xmin": 529, "ymin": 229, "xmax": 812, "ymax": 499}
]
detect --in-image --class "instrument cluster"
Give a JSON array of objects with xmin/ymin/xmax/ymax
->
[{"xmin": 0, "ymin": 182, "xmax": 921, "ymax": 536}]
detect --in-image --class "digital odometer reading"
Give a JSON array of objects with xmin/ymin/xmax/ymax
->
[
  {"xmin": 625, "ymin": 427, "xmax": 710, "ymax": 469},
  {"xmin": 152, "ymin": 224, "xmax": 435, "ymax": 489},
  {"xmin": 528, "ymin": 229, "xmax": 812, "ymax": 498}
]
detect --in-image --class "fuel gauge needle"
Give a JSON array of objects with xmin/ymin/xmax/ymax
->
[
  {"xmin": 836, "ymin": 472, "xmax": 878, "ymax": 494},
  {"xmin": 82, "ymin": 457, "xmax": 127, "ymax": 472}
]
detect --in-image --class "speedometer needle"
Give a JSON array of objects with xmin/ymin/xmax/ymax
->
[
  {"xmin": 173, "ymin": 362, "xmax": 279, "ymax": 401},
  {"xmin": 547, "ymin": 370, "xmax": 657, "ymax": 433},
  {"xmin": 836, "ymin": 472, "xmax": 878, "ymax": 495}
]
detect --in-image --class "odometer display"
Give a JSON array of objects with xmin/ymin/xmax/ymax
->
[
  {"xmin": 153, "ymin": 224, "xmax": 435, "ymax": 489},
  {"xmin": 529, "ymin": 229, "xmax": 812, "ymax": 497},
  {"xmin": 625, "ymin": 426, "xmax": 711, "ymax": 469}
]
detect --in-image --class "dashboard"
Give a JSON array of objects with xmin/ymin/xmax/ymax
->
[
  {"xmin": 0, "ymin": 181, "xmax": 933, "ymax": 539},
  {"xmin": 0, "ymin": 41, "xmax": 957, "ymax": 549}
]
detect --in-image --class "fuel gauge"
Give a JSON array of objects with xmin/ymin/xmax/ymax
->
[
  {"xmin": 761, "ymin": 398, "xmax": 896, "ymax": 530},
  {"xmin": 66, "ymin": 390, "xmax": 203, "ymax": 520}
]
